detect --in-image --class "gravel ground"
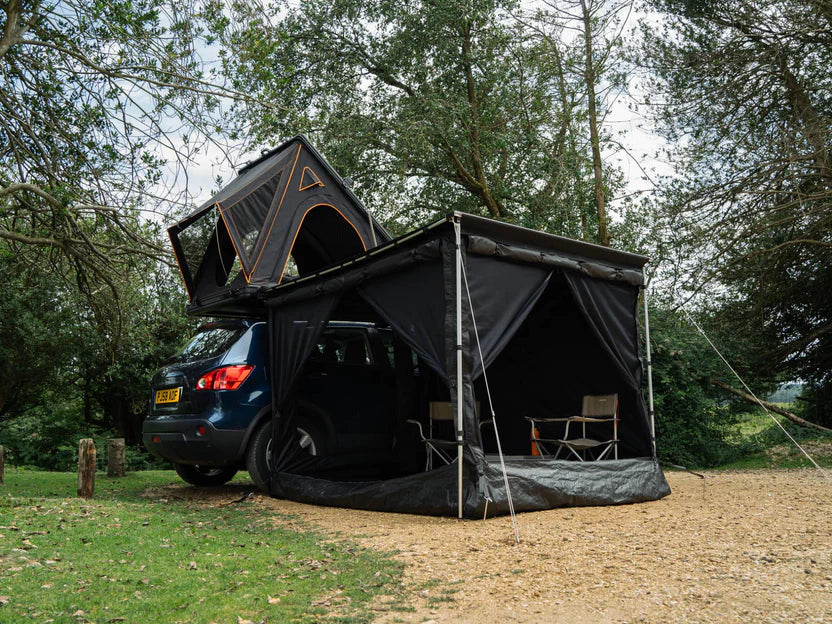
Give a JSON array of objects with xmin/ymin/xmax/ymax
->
[{"xmin": 181, "ymin": 469, "xmax": 832, "ymax": 623}]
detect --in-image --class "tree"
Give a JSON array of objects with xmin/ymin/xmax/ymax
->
[
  {"xmin": 636, "ymin": 0, "xmax": 832, "ymax": 423},
  {"xmin": 0, "ymin": 252, "xmax": 79, "ymax": 417},
  {"xmin": 524, "ymin": 0, "xmax": 635, "ymax": 245},
  {"xmin": 208, "ymin": 0, "xmax": 619, "ymax": 237},
  {"xmin": 0, "ymin": 239, "xmax": 195, "ymax": 450},
  {"xmin": 0, "ymin": 0, "xmax": 276, "ymax": 296},
  {"xmin": 0, "ymin": 0, "xmax": 272, "ymax": 450}
]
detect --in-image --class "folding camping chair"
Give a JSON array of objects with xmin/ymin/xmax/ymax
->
[
  {"xmin": 407, "ymin": 401, "xmax": 482, "ymax": 471},
  {"xmin": 407, "ymin": 401, "xmax": 458, "ymax": 471},
  {"xmin": 526, "ymin": 394, "xmax": 619, "ymax": 461}
]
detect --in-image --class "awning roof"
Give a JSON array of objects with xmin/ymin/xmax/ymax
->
[{"xmin": 259, "ymin": 212, "xmax": 648, "ymax": 305}]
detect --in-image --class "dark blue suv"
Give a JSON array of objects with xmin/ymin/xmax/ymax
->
[{"xmin": 142, "ymin": 320, "xmax": 396, "ymax": 489}]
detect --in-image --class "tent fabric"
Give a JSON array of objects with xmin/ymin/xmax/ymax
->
[
  {"xmin": 267, "ymin": 292, "xmax": 340, "ymax": 476},
  {"xmin": 265, "ymin": 239, "xmax": 443, "ymax": 308},
  {"xmin": 564, "ymin": 271, "xmax": 644, "ymax": 391},
  {"xmin": 168, "ymin": 136, "xmax": 390, "ymax": 313},
  {"xmin": 358, "ymin": 259, "xmax": 448, "ymax": 377},
  {"xmin": 463, "ymin": 254, "xmax": 552, "ymax": 378},
  {"xmin": 467, "ymin": 235, "xmax": 644, "ymax": 286},
  {"xmin": 270, "ymin": 458, "xmax": 669, "ymax": 517},
  {"xmin": 260, "ymin": 215, "xmax": 669, "ymax": 516}
]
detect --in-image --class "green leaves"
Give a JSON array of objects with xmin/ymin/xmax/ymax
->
[
  {"xmin": 211, "ymin": 0, "xmax": 620, "ymax": 238},
  {"xmin": 638, "ymin": 0, "xmax": 832, "ymax": 424}
]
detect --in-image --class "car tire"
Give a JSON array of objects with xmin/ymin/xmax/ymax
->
[
  {"xmin": 246, "ymin": 418, "xmax": 328, "ymax": 492},
  {"xmin": 174, "ymin": 463, "xmax": 237, "ymax": 487}
]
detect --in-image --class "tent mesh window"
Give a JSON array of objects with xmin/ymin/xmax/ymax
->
[
  {"xmin": 177, "ymin": 207, "xmax": 219, "ymax": 286},
  {"xmin": 223, "ymin": 170, "xmax": 283, "ymax": 263}
]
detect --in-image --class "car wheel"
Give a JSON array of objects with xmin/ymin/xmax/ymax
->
[
  {"xmin": 246, "ymin": 419, "xmax": 328, "ymax": 491},
  {"xmin": 174, "ymin": 463, "xmax": 237, "ymax": 487}
]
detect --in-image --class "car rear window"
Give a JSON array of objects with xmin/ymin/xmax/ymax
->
[
  {"xmin": 177, "ymin": 326, "xmax": 245, "ymax": 363},
  {"xmin": 310, "ymin": 329, "xmax": 373, "ymax": 366}
]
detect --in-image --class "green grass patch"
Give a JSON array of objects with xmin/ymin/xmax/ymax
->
[
  {"xmin": 718, "ymin": 409, "xmax": 832, "ymax": 470},
  {"xmin": 0, "ymin": 469, "xmax": 403, "ymax": 623}
]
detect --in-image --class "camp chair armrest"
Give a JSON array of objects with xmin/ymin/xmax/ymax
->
[
  {"xmin": 524, "ymin": 416, "xmax": 570, "ymax": 424},
  {"xmin": 567, "ymin": 416, "xmax": 615, "ymax": 423},
  {"xmin": 424, "ymin": 438, "xmax": 458, "ymax": 448},
  {"xmin": 406, "ymin": 419, "xmax": 426, "ymax": 437}
]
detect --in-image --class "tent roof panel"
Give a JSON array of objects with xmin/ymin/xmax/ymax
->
[
  {"xmin": 259, "ymin": 212, "xmax": 648, "ymax": 305},
  {"xmin": 459, "ymin": 213, "xmax": 649, "ymax": 269}
]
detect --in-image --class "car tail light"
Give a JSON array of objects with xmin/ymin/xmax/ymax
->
[
  {"xmin": 195, "ymin": 370, "xmax": 215, "ymax": 390},
  {"xmin": 195, "ymin": 365, "xmax": 253, "ymax": 391}
]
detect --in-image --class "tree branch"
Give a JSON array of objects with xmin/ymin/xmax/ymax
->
[{"xmin": 710, "ymin": 378, "xmax": 832, "ymax": 432}]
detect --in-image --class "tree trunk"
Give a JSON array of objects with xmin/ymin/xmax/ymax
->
[
  {"xmin": 710, "ymin": 378, "xmax": 832, "ymax": 433},
  {"xmin": 461, "ymin": 22, "xmax": 503, "ymax": 219},
  {"xmin": 77, "ymin": 438, "xmax": 96, "ymax": 498},
  {"xmin": 581, "ymin": 0, "xmax": 609, "ymax": 246},
  {"xmin": 107, "ymin": 438, "xmax": 125, "ymax": 477},
  {"xmin": 0, "ymin": 445, "xmax": 4, "ymax": 485}
]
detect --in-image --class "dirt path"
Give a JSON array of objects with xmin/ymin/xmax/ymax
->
[{"xmin": 181, "ymin": 469, "xmax": 832, "ymax": 623}]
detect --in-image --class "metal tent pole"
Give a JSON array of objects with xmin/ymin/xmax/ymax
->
[
  {"xmin": 642, "ymin": 276, "xmax": 657, "ymax": 457},
  {"xmin": 454, "ymin": 219, "xmax": 464, "ymax": 519}
]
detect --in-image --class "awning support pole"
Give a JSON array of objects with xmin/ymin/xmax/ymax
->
[
  {"xmin": 454, "ymin": 218, "xmax": 464, "ymax": 519},
  {"xmin": 642, "ymin": 275, "xmax": 657, "ymax": 457}
]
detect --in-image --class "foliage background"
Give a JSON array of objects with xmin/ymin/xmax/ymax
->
[{"xmin": 1, "ymin": 0, "xmax": 829, "ymax": 471}]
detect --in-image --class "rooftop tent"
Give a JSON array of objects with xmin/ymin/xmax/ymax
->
[
  {"xmin": 167, "ymin": 135, "xmax": 390, "ymax": 316},
  {"xmin": 261, "ymin": 213, "xmax": 670, "ymax": 518}
]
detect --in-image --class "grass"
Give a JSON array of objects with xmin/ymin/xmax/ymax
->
[
  {"xmin": 717, "ymin": 408, "xmax": 832, "ymax": 470},
  {"xmin": 0, "ymin": 469, "xmax": 403, "ymax": 624}
]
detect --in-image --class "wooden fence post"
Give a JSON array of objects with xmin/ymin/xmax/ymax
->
[
  {"xmin": 107, "ymin": 438, "xmax": 125, "ymax": 477},
  {"xmin": 0, "ymin": 445, "xmax": 4, "ymax": 485},
  {"xmin": 77, "ymin": 439, "xmax": 96, "ymax": 498}
]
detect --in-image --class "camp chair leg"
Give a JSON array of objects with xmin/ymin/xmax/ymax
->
[
  {"xmin": 595, "ymin": 443, "xmax": 613, "ymax": 461},
  {"xmin": 564, "ymin": 444, "xmax": 585, "ymax": 462}
]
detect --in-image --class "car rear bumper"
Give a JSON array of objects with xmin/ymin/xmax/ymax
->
[{"xmin": 142, "ymin": 418, "xmax": 245, "ymax": 467}]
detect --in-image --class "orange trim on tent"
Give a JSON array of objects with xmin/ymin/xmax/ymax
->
[
  {"xmin": 250, "ymin": 143, "xmax": 303, "ymax": 279},
  {"xmin": 298, "ymin": 166, "xmax": 325, "ymax": 191},
  {"xmin": 277, "ymin": 203, "xmax": 368, "ymax": 285}
]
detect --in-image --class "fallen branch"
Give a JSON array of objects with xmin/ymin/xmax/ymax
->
[{"xmin": 709, "ymin": 378, "xmax": 832, "ymax": 433}]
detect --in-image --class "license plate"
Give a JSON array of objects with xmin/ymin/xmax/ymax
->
[{"xmin": 155, "ymin": 388, "xmax": 181, "ymax": 404}]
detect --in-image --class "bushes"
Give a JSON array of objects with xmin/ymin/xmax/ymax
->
[
  {"xmin": 0, "ymin": 390, "xmax": 167, "ymax": 472},
  {"xmin": 648, "ymin": 306, "xmax": 745, "ymax": 468}
]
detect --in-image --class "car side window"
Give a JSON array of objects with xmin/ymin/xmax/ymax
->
[
  {"xmin": 312, "ymin": 329, "xmax": 373, "ymax": 366},
  {"xmin": 378, "ymin": 330, "xmax": 395, "ymax": 367}
]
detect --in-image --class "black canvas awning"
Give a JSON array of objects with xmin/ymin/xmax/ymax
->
[{"xmin": 259, "ymin": 213, "xmax": 668, "ymax": 517}]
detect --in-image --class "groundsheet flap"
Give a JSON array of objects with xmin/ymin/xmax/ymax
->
[{"xmin": 272, "ymin": 458, "xmax": 670, "ymax": 518}]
